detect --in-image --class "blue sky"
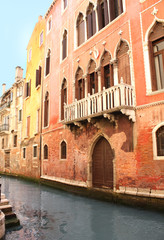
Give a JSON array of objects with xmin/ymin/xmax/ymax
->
[{"xmin": 0, "ymin": 0, "xmax": 53, "ymax": 93}]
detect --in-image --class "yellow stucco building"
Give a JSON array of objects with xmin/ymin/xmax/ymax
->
[{"xmin": 21, "ymin": 16, "xmax": 46, "ymax": 178}]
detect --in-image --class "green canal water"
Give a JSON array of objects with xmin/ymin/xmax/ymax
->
[{"xmin": 1, "ymin": 175, "xmax": 164, "ymax": 240}]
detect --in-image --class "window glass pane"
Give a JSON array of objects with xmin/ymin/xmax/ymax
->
[{"xmin": 156, "ymin": 126, "xmax": 164, "ymax": 156}]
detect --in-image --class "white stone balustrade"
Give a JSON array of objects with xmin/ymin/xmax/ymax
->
[{"xmin": 64, "ymin": 83, "xmax": 135, "ymax": 123}]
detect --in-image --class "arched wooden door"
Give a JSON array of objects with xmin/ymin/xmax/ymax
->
[{"xmin": 92, "ymin": 137, "xmax": 114, "ymax": 188}]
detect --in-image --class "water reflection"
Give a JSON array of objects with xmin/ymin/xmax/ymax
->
[{"xmin": 1, "ymin": 176, "xmax": 164, "ymax": 240}]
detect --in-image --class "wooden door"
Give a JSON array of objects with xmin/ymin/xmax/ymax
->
[{"xmin": 92, "ymin": 137, "xmax": 114, "ymax": 188}]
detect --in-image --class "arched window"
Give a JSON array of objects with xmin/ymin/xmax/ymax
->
[
  {"xmin": 149, "ymin": 22, "xmax": 164, "ymax": 91},
  {"xmin": 86, "ymin": 3, "xmax": 96, "ymax": 39},
  {"xmin": 87, "ymin": 59, "xmax": 98, "ymax": 95},
  {"xmin": 156, "ymin": 126, "xmax": 164, "ymax": 157},
  {"xmin": 61, "ymin": 79, "xmax": 67, "ymax": 120},
  {"xmin": 109, "ymin": 0, "xmax": 123, "ymax": 22},
  {"xmin": 44, "ymin": 145, "xmax": 48, "ymax": 159},
  {"xmin": 44, "ymin": 92, "xmax": 49, "ymax": 127},
  {"xmin": 75, "ymin": 67, "xmax": 85, "ymax": 100},
  {"xmin": 77, "ymin": 13, "xmax": 85, "ymax": 46},
  {"xmin": 116, "ymin": 41, "xmax": 131, "ymax": 85},
  {"xmin": 97, "ymin": 0, "xmax": 109, "ymax": 30},
  {"xmin": 62, "ymin": 30, "xmax": 67, "ymax": 60},
  {"xmin": 45, "ymin": 49, "xmax": 51, "ymax": 76},
  {"xmin": 61, "ymin": 141, "xmax": 67, "ymax": 159},
  {"xmin": 100, "ymin": 51, "xmax": 113, "ymax": 89}
]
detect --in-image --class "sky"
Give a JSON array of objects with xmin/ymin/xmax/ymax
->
[{"xmin": 0, "ymin": 0, "xmax": 53, "ymax": 94}]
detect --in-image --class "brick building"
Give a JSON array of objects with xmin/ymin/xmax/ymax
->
[
  {"xmin": 41, "ymin": 0, "xmax": 164, "ymax": 196},
  {"xmin": 0, "ymin": 0, "xmax": 164, "ymax": 198}
]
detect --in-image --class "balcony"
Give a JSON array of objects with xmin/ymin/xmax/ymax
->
[
  {"xmin": 0, "ymin": 102, "xmax": 10, "ymax": 113},
  {"xmin": 64, "ymin": 83, "xmax": 136, "ymax": 125},
  {"xmin": 0, "ymin": 124, "xmax": 9, "ymax": 135}
]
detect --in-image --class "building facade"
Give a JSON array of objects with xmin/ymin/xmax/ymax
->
[
  {"xmin": 21, "ymin": 16, "xmax": 46, "ymax": 178},
  {"xmin": 0, "ymin": 67, "xmax": 24, "ymax": 174},
  {"xmin": 0, "ymin": 0, "xmax": 164, "ymax": 198}
]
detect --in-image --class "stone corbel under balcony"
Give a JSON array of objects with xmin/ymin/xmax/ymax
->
[
  {"xmin": 103, "ymin": 113, "xmax": 118, "ymax": 128},
  {"xmin": 121, "ymin": 109, "xmax": 136, "ymax": 122}
]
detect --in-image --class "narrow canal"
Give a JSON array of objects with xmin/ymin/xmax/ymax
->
[{"xmin": 1, "ymin": 175, "xmax": 164, "ymax": 240}]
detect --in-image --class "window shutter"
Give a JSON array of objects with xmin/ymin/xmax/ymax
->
[
  {"xmin": 78, "ymin": 20, "xmax": 85, "ymax": 46},
  {"xmin": 109, "ymin": 0, "xmax": 115, "ymax": 22},
  {"xmin": 24, "ymin": 82, "xmax": 27, "ymax": 98},
  {"xmin": 110, "ymin": 64, "xmax": 114, "ymax": 87},
  {"xmin": 97, "ymin": 4, "xmax": 103, "ymax": 30},
  {"xmin": 101, "ymin": 66, "xmax": 105, "ymax": 90},
  {"xmin": 87, "ymin": 13, "xmax": 92, "ymax": 39},
  {"xmin": 46, "ymin": 57, "xmax": 48, "ymax": 76},
  {"xmin": 87, "ymin": 74, "xmax": 91, "ymax": 95},
  {"xmin": 29, "ymin": 80, "xmax": 31, "ymax": 96},
  {"xmin": 92, "ymin": 10, "xmax": 96, "ymax": 35},
  {"xmin": 82, "ymin": 78, "xmax": 85, "ymax": 98},
  {"xmin": 148, "ymin": 41, "xmax": 157, "ymax": 91},
  {"xmin": 39, "ymin": 66, "xmax": 42, "ymax": 85},
  {"xmin": 47, "ymin": 56, "xmax": 50, "ymax": 75},
  {"xmin": 104, "ymin": 0, "xmax": 109, "ymax": 26},
  {"xmin": 75, "ymin": 80, "xmax": 78, "ymax": 100},
  {"xmin": 36, "ymin": 69, "xmax": 39, "ymax": 87},
  {"xmin": 94, "ymin": 72, "xmax": 98, "ymax": 93},
  {"xmin": 61, "ymin": 89, "xmax": 64, "ymax": 120},
  {"xmin": 119, "ymin": 0, "xmax": 123, "ymax": 14},
  {"xmin": 62, "ymin": 38, "xmax": 66, "ymax": 60}
]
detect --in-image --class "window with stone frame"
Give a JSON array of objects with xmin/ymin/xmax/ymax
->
[
  {"xmin": 100, "ymin": 51, "xmax": 114, "ymax": 90},
  {"xmin": 156, "ymin": 126, "xmax": 164, "ymax": 156},
  {"xmin": 23, "ymin": 147, "xmax": 26, "ymax": 159},
  {"xmin": 13, "ymin": 135, "xmax": 17, "ymax": 148},
  {"xmin": 44, "ymin": 145, "xmax": 48, "ymax": 159},
  {"xmin": 116, "ymin": 40, "xmax": 131, "ymax": 85},
  {"xmin": 77, "ymin": 13, "xmax": 85, "ymax": 47},
  {"xmin": 2, "ymin": 138, "xmax": 4, "ymax": 149},
  {"xmin": 44, "ymin": 92, "xmax": 49, "ymax": 127},
  {"xmin": 75, "ymin": 67, "xmax": 85, "ymax": 100},
  {"xmin": 62, "ymin": 30, "xmax": 67, "ymax": 60},
  {"xmin": 97, "ymin": 0, "xmax": 109, "ymax": 30},
  {"xmin": 45, "ymin": 50, "xmax": 51, "ymax": 76},
  {"xmin": 86, "ymin": 3, "xmax": 96, "ymax": 39},
  {"xmin": 87, "ymin": 59, "xmax": 98, "ymax": 95},
  {"xmin": 61, "ymin": 79, "xmax": 67, "ymax": 120},
  {"xmin": 24, "ymin": 80, "xmax": 31, "ymax": 98},
  {"xmin": 63, "ymin": 0, "xmax": 67, "ymax": 10},
  {"xmin": 149, "ymin": 22, "xmax": 164, "ymax": 91},
  {"xmin": 36, "ymin": 66, "xmax": 42, "ymax": 87},
  {"xmin": 108, "ymin": 0, "xmax": 123, "ymax": 22},
  {"xmin": 61, "ymin": 141, "xmax": 67, "ymax": 159},
  {"xmin": 33, "ymin": 145, "xmax": 37, "ymax": 158}
]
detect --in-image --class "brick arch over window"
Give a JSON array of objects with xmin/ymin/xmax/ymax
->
[
  {"xmin": 75, "ymin": 67, "xmax": 85, "ymax": 100},
  {"xmin": 148, "ymin": 22, "xmax": 164, "ymax": 91},
  {"xmin": 86, "ymin": 2, "xmax": 96, "ymax": 39},
  {"xmin": 76, "ymin": 13, "xmax": 85, "ymax": 46},
  {"xmin": 87, "ymin": 59, "xmax": 98, "ymax": 95},
  {"xmin": 116, "ymin": 40, "xmax": 131, "ymax": 85},
  {"xmin": 61, "ymin": 78, "xmax": 67, "ymax": 120},
  {"xmin": 100, "ymin": 50, "xmax": 113, "ymax": 89},
  {"xmin": 44, "ymin": 92, "xmax": 49, "ymax": 127}
]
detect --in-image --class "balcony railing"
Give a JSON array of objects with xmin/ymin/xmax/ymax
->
[
  {"xmin": 64, "ymin": 83, "xmax": 135, "ymax": 123},
  {"xmin": 0, "ymin": 124, "xmax": 9, "ymax": 132},
  {"xmin": 0, "ymin": 102, "xmax": 10, "ymax": 112}
]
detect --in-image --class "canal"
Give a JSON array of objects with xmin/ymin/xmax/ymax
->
[{"xmin": 1, "ymin": 175, "xmax": 164, "ymax": 240}]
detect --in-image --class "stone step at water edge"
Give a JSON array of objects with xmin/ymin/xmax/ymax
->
[
  {"xmin": 5, "ymin": 212, "xmax": 17, "ymax": 220},
  {"xmin": 5, "ymin": 217, "xmax": 20, "ymax": 229},
  {"xmin": 0, "ymin": 199, "xmax": 9, "ymax": 206},
  {"xmin": 0, "ymin": 205, "xmax": 12, "ymax": 214}
]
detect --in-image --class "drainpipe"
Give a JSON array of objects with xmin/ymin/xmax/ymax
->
[{"xmin": 39, "ymin": 67, "xmax": 44, "ymax": 178}]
